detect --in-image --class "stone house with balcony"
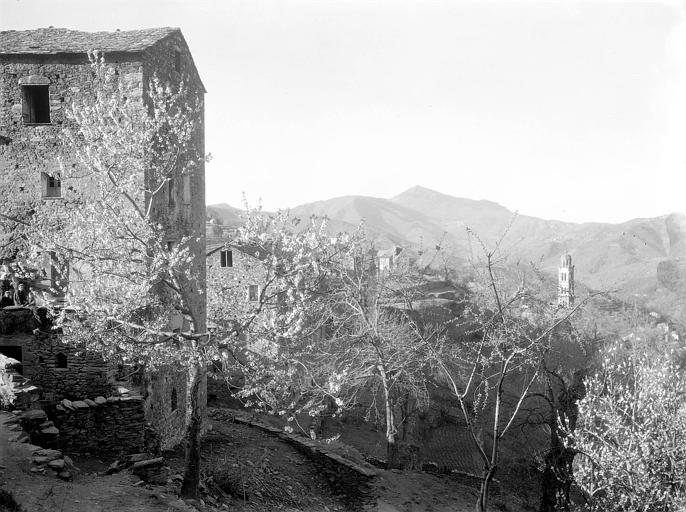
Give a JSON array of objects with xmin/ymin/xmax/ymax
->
[{"xmin": 0, "ymin": 27, "xmax": 206, "ymax": 450}]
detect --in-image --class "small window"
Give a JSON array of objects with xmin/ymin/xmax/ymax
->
[
  {"xmin": 55, "ymin": 352, "xmax": 67, "ymax": 369},
  {"xmin": 248, "ymin": 285, "xmax": 259, "ymax": 302},
  {"xmin": 22, "ymin": 85, "xmax": 51, "ymax": 124},
  {"xmin": 41, "ymin": 172, "xmax": 61, "ymax": 198},
  {"xmin": 171, "ymin": 387, "xmax": 178, "ymax": 411},
  {"xmin": 220, "ymin": 250, "xmax": 233, "ymax": 268},
  {"xmin": 167, "ymin": 240, "xmax": 175, "ymax": 252},
  {"xmin": 183, "ymin": 175, "xmax": 191, "ymax": 204},
  {"xmin": 174, "ymin": 50, "xmax": 181, "ymax": 73}
]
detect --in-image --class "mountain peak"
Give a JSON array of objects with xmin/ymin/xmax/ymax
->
[{"xmin": 392, "ymin": 186, "xmax": 510, "ymax": 212}]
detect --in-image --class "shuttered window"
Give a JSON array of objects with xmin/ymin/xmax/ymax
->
[{"xmin": 220, "ymin": 250, "xmax": 233, "ymax": 268}]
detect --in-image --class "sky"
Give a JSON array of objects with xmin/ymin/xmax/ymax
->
[{"xmin": 2, "ymin": 0, "xmax": 685, "ymax": 224}]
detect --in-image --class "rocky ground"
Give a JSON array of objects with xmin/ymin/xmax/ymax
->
[{"xmin": 0, "ymin": 409, "xmax": 530, "ymax": 512}]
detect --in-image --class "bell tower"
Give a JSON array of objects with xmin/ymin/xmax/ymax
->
[{"xmin": 558, "ymin": 254, "xmax": 575, "ymax": 307}]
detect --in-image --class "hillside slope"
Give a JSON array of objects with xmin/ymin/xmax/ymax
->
[{"xmin": 207, "ymin": 187, "xmax": 686, "ymax": 321}]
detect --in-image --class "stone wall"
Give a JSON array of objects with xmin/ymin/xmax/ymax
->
[
  {"xmin": 29, "ymin": 337, "xmax": 112, "ymax": 402},
  {"xmin": 0, "ymin": 55, "xmax": 144, "ymax": 260},
  {"xmin": 49, "ymin": 395, "xmax": 145, "ymax": 455},
  {"xmin": 0, "ymin": 307, "xmax": 111, "ymax": 402},
  {"xmin": 142, "ymin": 367, "xmax": 187, "ymax": 451}
]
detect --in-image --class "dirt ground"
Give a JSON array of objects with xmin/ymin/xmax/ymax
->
[{"xmin": 1, "ymin": 410, "xmax": 528, "ymax": 512}]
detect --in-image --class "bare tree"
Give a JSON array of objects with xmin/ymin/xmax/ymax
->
[{"xmin": 418, "ymin": 229, "xmax": 586, "ymax": 512}]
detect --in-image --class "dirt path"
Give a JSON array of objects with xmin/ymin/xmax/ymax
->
[{"xmin": 1, "ymin": 409, "xmax": 524, "ymax": 512}]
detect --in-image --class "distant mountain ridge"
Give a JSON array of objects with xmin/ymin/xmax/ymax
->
[{"xmin": 207, "ymin": 186, "xmax": 686, "ymax": 322}]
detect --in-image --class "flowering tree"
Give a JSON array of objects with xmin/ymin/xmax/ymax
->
[
  {"xmin": 207, "ymin": 208, "xmax": 355, "ymax": 417},
  {"xmin": 570, "ymin": 345, "xmax": 686, "ymax": 511},
  {"xmin": 311, "ymin": 244, "xmax": 434, "ymax": 468},
  {"xmin": 11, "ymin": 53, "xmax": 208, "ymax": 497},
  {"xmin": 209, "ymin": 217, "xmax": 434, "ymax": 467}
]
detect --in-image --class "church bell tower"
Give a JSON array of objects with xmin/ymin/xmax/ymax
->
[{"xmin": 558, "ymin": 254, "xmax": 575, "ymax": 307}]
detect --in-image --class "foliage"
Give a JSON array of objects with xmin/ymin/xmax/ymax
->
[
  {"xmin": 210, "ymin": 215, "xmax": 435, "ymax": 466},
  {"xmin": 570, "ymin": 343, "xmax": 686, "ymax": 511},
  {"xmin": 0, "ymin": 367, "xmax": 17, "ymax": 409},
  {"xmin": 208, "ymin": 208, "xmax": 357, "ymax": 418},
  {"xmin": 19, "ymin": 53, "xmax": 206, "ymax": 366}
]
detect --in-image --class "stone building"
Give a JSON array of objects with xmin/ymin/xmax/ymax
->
[
  {"xmin": 558, "ymin": 253, "xmax": 575, "ymax": 307},
  {"xmin": 0, "ymin": 27, "xmax": 206, "ymax": 449},
  {"xmin": 207, "ymin": 242, "xmax": 268, "ymax": 308}
]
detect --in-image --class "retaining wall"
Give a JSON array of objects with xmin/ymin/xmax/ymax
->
[{"xmin": 50, "ymin": 395, "xmax": 145, "ymax": 455}]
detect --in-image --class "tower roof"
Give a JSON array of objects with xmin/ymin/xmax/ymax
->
[{"xmin": 560, "ymin": 254, "xmax": 572, "ymax": 267}]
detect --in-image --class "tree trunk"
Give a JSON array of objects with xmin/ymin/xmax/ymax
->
[
  {"xmin": 476, "ymin": 466, "xmax": 496, "ymax": 512},
  {"xmin": 539, "ymin": 428, "xmax": 573, "ymax": 512},
  {"xmin": 386, "ymin": 432, "xmax": 398, "ymax": 469},
  {"xmin": 378, "ymin": 364, "xmax": 399, "ymax": 469},
  {"xmin": 400, "ymin": 391, "xmax": 410, "ymax": 441},
  {"xmin": 180, "ymin": 362, "xmax": 206, "ymax": 498},
  {"xmin": 384, "ymin": 395, "xmax": 399, "ymax": 469}
]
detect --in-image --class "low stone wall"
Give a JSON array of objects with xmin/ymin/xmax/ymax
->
[
  {"xmin": 287, "ymin": 436, "xmax": 377, "ymax": 509},
  {"xmin": 209, "ymin": 408, "xmax": 377, "ymax": 509},
  {"xmin": 49, "ymin": 395, "xmax": 145, "ymax": 455}
]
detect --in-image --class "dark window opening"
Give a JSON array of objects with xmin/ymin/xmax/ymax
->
[
  {"xmin": 41, "ymin": 172, "xmax": 61, "ymax": 198},
  {"xmin": 167, "ymin": 240, "xmax": 175, "ymax": 252},
  {"xmin": 174, "ymin": 50, "xmax": 181, "ymax": 72},
  {"xmin": 55, "ymin": 352, "xmax": 67, "ymax": 369},
  {"xmin": 22, "ymin": 85, "xmax": 51, "ymax": 124},
  {"xmin": 171, "ymin": 387, "xmax": 178, "ymax": 411},
  {"xmin": 220, "ymin": 250, "xmax": 233, "ymax": 268}
]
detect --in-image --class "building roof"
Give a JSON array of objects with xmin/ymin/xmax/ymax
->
[{"xmin": 0, "ymin": 27, "xmax": 180, "ymax": 54}]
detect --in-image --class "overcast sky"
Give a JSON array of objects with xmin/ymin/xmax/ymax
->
[{"xmin": 2, "ymin": 0, "xmax": 685, "ymax": 223}]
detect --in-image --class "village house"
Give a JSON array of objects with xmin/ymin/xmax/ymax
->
[
  {"xmin": 207, "ymin": 242, "xmax": 268, "ymax": 309},
  {"xmin": 0, "ymin": 27, "xmax": 206, "ymax": 452}
]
